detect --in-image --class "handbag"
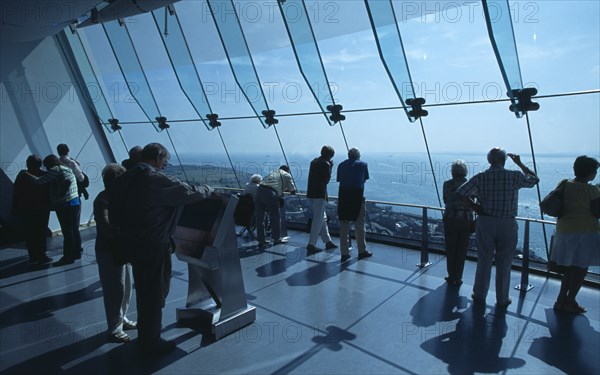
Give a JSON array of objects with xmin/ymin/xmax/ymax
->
[{"xmin": 540, "ymin": 179, "xmax": 567, "ymax": 217}]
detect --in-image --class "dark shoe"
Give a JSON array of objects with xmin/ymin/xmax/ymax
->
[
  {"xmin": 325, "ymin": 241, "xmax": 338, "ymax": 250},
  {"xmin": 107, "ymin": 332, "xmax": 130, "ymax": 343},
  {"xmin": 306, "ymin": 244, "xmax": 322, "ymax": 256},
  {"xmin": 471, "ymin": 293, "xmax": 485, "ymax": 305},
  {"xmin": 340, "ymin": 254, "xmax": 351, "ymax": 263},
  {"xmin": 358, "ymin": 251, "xmax": 373, "ymax": 260},
  {"xmin": 38, "ymin": 255, "xmax": 53, "ymax": 264},
  {"xmin": 141, "ymin": 339, "xmax": 176, "ymax": 356},
  {"xmin": 274, "ymin": 238, "xmax": 288, "ymax": 245},
  {"xmin": 496, "ymin": 298, "xmax": 512, "ymax": 308},
  {"xmin": 258, "ymin": 241, "xmax": 271, "ymax": 248},
  {"xmin": 53, "ymin": 257, "xmax": 74, "ymax": 267},
  {"xmin": 452, "ymin": 279, "xmax": 463, "ymax": 286},
  {"xmin": 562, "ymin": 301, "xmax": 587, "ymax": 314},
  {"xmin": 123, "ymin": 321, "xmax": 137, "ymax": 330}
]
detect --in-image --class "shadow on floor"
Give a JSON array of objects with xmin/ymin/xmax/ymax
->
[
  {"xmin": 420, "ymin": 303, "xmax": 526, "ymax": 375},
  {"xmin": 0, "ymin": 281, "xmax": 102, "ymax": 330},
  {"xmin": 528, "ymin": 308, "xmax": 600, "ymax": 374}
]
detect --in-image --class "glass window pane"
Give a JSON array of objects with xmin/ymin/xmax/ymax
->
[
  {"xmin": 79, "ymin": 25, "xmax": 149, "ymax": 123},
  {"xmin": 514, "ymin": 0, "xmax": 600, "ymax": 94},
  {"xmin": 125, "ymin": 13, "xmax": 199, "ymax": 122}
]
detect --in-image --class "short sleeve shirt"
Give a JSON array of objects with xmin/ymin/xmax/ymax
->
[{"xmin": 457, "ymin": 165, "xmax": 539, "ymax": 218}]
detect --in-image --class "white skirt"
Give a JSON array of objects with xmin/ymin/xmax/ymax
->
[{"xmin": 550, "ymin": 232, "xmax": 600, "ymax": 268}]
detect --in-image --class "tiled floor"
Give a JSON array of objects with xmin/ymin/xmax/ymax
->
[{"xmin": 1, "ymin": 228, "xmax": 598, "ymax": 374}]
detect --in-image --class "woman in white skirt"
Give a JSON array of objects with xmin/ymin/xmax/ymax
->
[{"xmin": 550, "ymin": 156, "xmax": 600, "ymax": 314}]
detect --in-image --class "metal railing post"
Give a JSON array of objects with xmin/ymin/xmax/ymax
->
[
  {"xmin": 515, "ymin": 219, "xmax": 534, "ymax": 291},
  {"xmin": 418, "ymin": 207, "xmax": 431, "ymax": 268}
]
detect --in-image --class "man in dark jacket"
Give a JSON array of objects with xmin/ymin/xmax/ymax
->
[
  {"xmin": 337, "ymin": 148, "xmax": 373, "ymax": 263},
  {"xmin": 12, "ymin": 155, "xmax": 52, "ymax": 265},
  {"xmin": 109, "ymin": 143, "xmax": 212, "ymax": 356},
  {"xmin": 306, "ymin": 145, "xmax": 338, "ymax": 255}
]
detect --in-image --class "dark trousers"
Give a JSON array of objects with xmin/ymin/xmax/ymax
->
[
  {"xmin": 55, "ymin": 205, "xmax": 80, "ymax": 261},
  {"xmin": 444, "ymin": 218, "xmax": 471, "ymax": 282},
  {"xmin": 23, "ymin": 210, "xmax": 50, "ymax": 261},
  {"xmin": 74, "ymin": 203, "xmax": 82, "ymax": 252},
  {"xmin": 131, "ymin": 242, "xmax": 172, "ymax": 347},
  {"xmin": 255, "ymin": 186, "xmax": 281, "ymax": 243}
]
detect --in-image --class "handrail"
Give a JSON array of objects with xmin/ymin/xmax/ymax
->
[
  {"xmin": 208, "ymin": 186, "xmax": 600, "ymax": 284},
  {"xmin": 217, "ymin": 186, "xmax": 556, "ymax": 225}
]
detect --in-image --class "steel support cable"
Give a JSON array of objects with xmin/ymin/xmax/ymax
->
[
  {"xmin": 276, "ymin": 1, "xmax": 331, "ymax": 128},
  {"xmin": 164, "ymin": 128, "xmax": 190, "ymax": 183},
  {"xmin": 206, "ymin": 0, "xmax": 268, "ymax": 127},
  {"xmin": 419, "ymin": 117, "xmax": 442, "ymax": 207},
  {"xmin": 299, "ymin": 0, "xmax": 350, "ymax": 151},
  {"xmin": 106, "ymin": 21, "xmax": 190, "ymax": 180},
  {"xmin": 206, "ymin": 0, "xmax": 307, "ymax": 218},
  {"xmin": 277, "ymin": 0, "xmax": 349, "ymax": 151},
  {"xmin": 272, "ymin": 124, "xmax": 309, "ymax": 223},
  {"xmin": 364, "ymin": 0, "xmax": 416, "ymax": 122},
  {"xmin": 525, "ymin": 112, "xmax": 550, "ymax": 258},
  {"xmin": 113, "ymin": 89, "xmax": 600, "ymax": 125},
  {"xmin": 151, "ymin": 8, "xmax": 240, "ymax": 188},
  {"xmin": 216, "ymin": 127, "xmax": 242, "ymax": 188}
]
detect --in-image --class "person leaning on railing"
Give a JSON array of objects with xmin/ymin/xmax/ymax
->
[{"xmin": 549, "ymin": 155, "xmax": 600, "ymax": 314}]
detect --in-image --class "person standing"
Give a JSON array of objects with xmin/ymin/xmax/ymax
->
[
  {"xmin": 110, "ymin": 143, "xmax": 212, "ymax": 355},
  {"xmin": 255, "ymin": 165, "xmax": 296, "ymax": 247},
  {"xmin": 12, "ymin": 155, "xmax": 52, "ymax": 265},
  {"xmin": 306, "ymin": 145, "xmax": 338, "ymax": 255},
  {"xmin": 121, "ymin": 145, "xmax": 143, "ymax": 170},
  {"xmin": 549, "ymin": 156, "xmax": 600, "ymax": 314},
  {"xmin": 457, "ymin": 148, "xmax": 539, "ymax": 307},
  {"xmin": 337, "ymin": 148, "xmax": 372, "ymax": 262},
  {"xmin": 442, "ymin": 160, "xmax": 474, "ymax": 286},
  {"xmin": 94, "ymin": 163, "xmax": 137, "ymax": 343},
  {"xmin": 26, "ymin": 155, "xmax": 81, "ymax": 266},
  {"xmin": 57, "ymin": 143, "xmax": 85, "ymax": 257}
]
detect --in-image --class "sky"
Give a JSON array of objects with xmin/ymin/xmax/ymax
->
[{"xmin": 76, "ymin": 0, "xmax": 600, "ymax": 161}]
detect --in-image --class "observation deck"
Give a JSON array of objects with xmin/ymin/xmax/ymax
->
[{"xmin": 1, "ymin": 225, "xmax": 598, "ymax": 374}]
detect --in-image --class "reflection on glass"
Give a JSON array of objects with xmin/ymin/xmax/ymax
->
[
  {"xmin": 103, "ymin": 20, "xmax": 161, "ymax": 130},
  {"xmin": 365, "ymin": 0, "xmax": 415, "ymax": 121}
]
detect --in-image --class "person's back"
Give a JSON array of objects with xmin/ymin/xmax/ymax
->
[
  {"xmin": 113, "ymin": 163, "xmax": 211, "ymax": 245},
  {"xmin": 307, "ymin": 156, "xmax": 331, "ymax": 199},
  {"xmin": 466, "ymin": 166, "xmax": 533, "ymax": 218},
  {"xmin": 336, "ymin": 148, "xmax": 372, "ymax": 262},
  {"xmin": 557, "ymin": 180, "xmax": 600, "ymax": 233},
  {"xmin": 457, "ymin": 147, "xmax": 538, "ymax": 307}
]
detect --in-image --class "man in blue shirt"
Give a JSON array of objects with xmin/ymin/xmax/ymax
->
[
  {"xmin": 337, "ymin": 148, "xmax": 373, "ymax": 262},
  {"xmin": 457, "ymin": 147, "xmax": 539, "ymax": 307}
]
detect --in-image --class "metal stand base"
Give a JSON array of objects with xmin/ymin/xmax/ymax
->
[
  {"xmin": 515, "ymin": 284, "xmax": 534, "ymax": 292},
  {"xmin": 417, "ymin": 261, "xmax": 432, "ymax": 268},
  {"xmin": 177, "ymin": 305, "xmax": 256, "ymax": 340}
]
